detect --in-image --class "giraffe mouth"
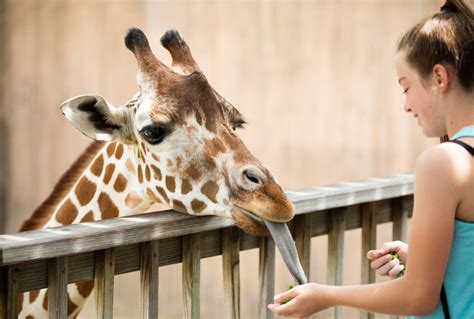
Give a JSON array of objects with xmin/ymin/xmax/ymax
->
[{"xmin": 237, "ymin": 208, "xmax": 308, "ymax": 285}]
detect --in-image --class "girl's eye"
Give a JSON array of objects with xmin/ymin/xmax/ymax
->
[
  {"xmin": 140, "ymin": 125, "xmax": 168, "ymax": 145},
  {"xmin": 403, "ymin": 88, "xmax": 409, "ymax": 95}
]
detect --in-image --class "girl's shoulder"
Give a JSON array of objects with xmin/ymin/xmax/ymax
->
[{"xmin": 416, "ymin": 142, "xmax": 472, "ymax": 190}]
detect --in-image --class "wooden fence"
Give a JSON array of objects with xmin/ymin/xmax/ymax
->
[{"xmin": 0, "ymin": 173, "xmax": 414, "ymax": 319}]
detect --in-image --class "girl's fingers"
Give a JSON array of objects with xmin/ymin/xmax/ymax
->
[
  {"xmin": 268, "ymin": 298, "xmax": 297, "ymax": 316},
  {"xmin": 273, "ymin": 288, "xmax": 299, "ymax": 304},
  {"xmin": 370, "ymin": 254, "xmax": 392, "ymax": 270},
  {"xmin": 376, "ymin": 258, "xmax": 399, "ymax": 276},
  {"xmin": 388, "ymin": 264, "xmax": 405, "ymax": 278}
]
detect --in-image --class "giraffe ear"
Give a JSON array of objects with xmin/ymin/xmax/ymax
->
[{"xmin": 60, "ymin": 94, "xmax": 134, "ymax": 143}]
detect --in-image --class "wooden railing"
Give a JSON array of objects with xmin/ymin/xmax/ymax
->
[{"xmin": 0, "ymin": 173, "xmax": 414, "ymax": 318}]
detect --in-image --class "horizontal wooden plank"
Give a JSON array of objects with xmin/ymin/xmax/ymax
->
[
  {"xmin": 14, "ymin": 196, "xmax": 413, "ymax": 293},
  {"xmin": 0, "ymin": 174, "xmax": 414, "ymax": 265}
]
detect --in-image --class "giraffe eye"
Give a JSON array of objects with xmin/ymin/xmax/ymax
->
[{"xmin": 140, "ymin": 125, "xmax": 168, "ymax": 145}]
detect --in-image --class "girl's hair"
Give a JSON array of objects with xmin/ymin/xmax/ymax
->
[{"xmin": 397, "ymin": 0, "xmax": 474, "ymax": 93}]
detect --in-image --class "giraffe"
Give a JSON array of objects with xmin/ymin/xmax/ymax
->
[{"xmin": 16, "ymin": 28, "xmax": 295, "ymax": 318}]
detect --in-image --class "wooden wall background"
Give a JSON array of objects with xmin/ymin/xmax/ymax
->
[{"xmin": 1, "ymin": 1, "xmax": 472, "ymax": 318}]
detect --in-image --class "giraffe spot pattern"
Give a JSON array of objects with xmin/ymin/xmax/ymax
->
[
  {"xmin": 106, "ymin": 142, "xmax": 116, "ymax": 157},
  {"xmin": 25, "ymin": 316, "xmax": 33, "ymax": 319},
  {"xmin": 137, "ymin": 164, "xmax": 144, "ymax": 183},
  {"xmin": 114, "ymin": 173, "xmax": 128, "ymax": 192},
  {"xmin": 80, "ymin": 211, "xmax": 95, "ymax": 223},
  {"xmin": 126, "ymin": 158, "xmax": 136, "ymax": 176},
  {"xmin": 145, "ymin": 165, "xmax": 151, "ymax": 181},
  {"xmin": 146, "ymin": 188, "xmax": 160, "ymax": 202},
  {"xmin": 125, "ymin": 192, "xmax": 144, "ymax": 208},
  {"xmin": 90, "ymin": 155, "xmax": 104, "ymax": 177},
  {"xmin": 75, "ymin": 176, "xmax": 96, "ymax": 206},
  {"xmin": 156, "ymin": 186, "xmax": 169, "ymax": 204},
  {"xmin": 172, "ymin": 199, "xmax": 186, "ymax": 213},
  {"xmin": 185, "ymin": 164, "xmax": 202, "ymax": 180},
  {"xmin": 98, "ymin": 192, "xmax": 119, "ymax": 219},
  {"xmin": 67, "ymin": 294, "xmax": 78, "ymax": 316},
  {"xmin": 195, "ymin": 111, "xmax": 203, "ymax": 126},
  {"xmin": 103, "ymin": 164, "xmax": 115, "ymax": 184},
  {"xmin": 56, "ymin": 199, "xmax": 78, "ymax": 225},
  {"xmin": 18, "ymin": 292, "xmax": 23, "ymax": 314},
  {"xmin": 115, "ymin": 143, "xmax": 124, "ymax": 160},
  {"xmin": 165, "ymin": 176, "xmax": 176, "ymax": 193},
  {"xmin": 29, "ymin": 290, "xmax": 39, "ymax": 303},
  {"xmin": 151, "ymin": 153, "xmax": 160, "ymax": 162},
  {"xmin": 150, "ymin": 165, "xmax": 162, "ymax": 180},
  {"xmin": 43, "ymin": 290, "xmax": 48, "ymax": 310},
  {"xmin": 181, "ymin": 178, "xmax": 192, "ymax": 195},
  {"xmin": 191, "ymin": 199, "xmax": 207, "ymax": 214},
  {"xmin": 201, "ymin": 181, "xmax": 219, "ymax": 204},
  {"xmin": 76, "ymin": 280, "xmax": 94, "ymax": 299}
]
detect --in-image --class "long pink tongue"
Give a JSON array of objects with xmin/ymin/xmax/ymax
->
[{"xmin": 263, "ymin": 220, "xmax": 308, "ymax": 285}]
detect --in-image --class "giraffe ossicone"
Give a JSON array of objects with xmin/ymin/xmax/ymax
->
[{"xmin": 18, "ymin": 28, "xmax": 297, "ymax": 318}]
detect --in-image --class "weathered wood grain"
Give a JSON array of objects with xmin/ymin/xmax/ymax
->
[
  {"xmin": 140, "ymin": 241, "xmax": 159, "ymax": 319},
  {"xmin": 360, "ymin": 203, "xmax": 377, "ymax": 319},
  {"xmin": 222, "ymin": 227, "xmax": 240, "ymax": 319},
  {"xmin": 258, "ymin": 236, "xmax": 275, "ymax": 319},
  {"xmin": 327, "ymin": 208, "xmax": 345, "ymax": 319},
  {"xmin": 48, "ymin": 257, "xmax": 68, "ymax": 319},
  {"xmin": 182, "ymin": 234, "xmax": 200, "ymax": 319},
  {"xmin": 95, "ymin": 249, "xmax": 115, "ymax": 319},
  {"xmin": 294, "ymin": 214, "xmax": 311, "ymax": 281},
  {"xmin": 0, "ymin": 265, "xmax": 19, "ymax": 319}
]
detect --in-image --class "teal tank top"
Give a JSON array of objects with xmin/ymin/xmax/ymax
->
[{"xmin": 407, "ymin": 125, "xmax": 474, "ymax": 319}]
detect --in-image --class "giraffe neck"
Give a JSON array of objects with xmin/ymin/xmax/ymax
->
[{"xmin": 20, "ymin": 142, "xmax": 154, "ymax": 232}]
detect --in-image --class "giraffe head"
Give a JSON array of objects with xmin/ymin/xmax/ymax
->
[{"xmin": 60, "ymin": 28, "xmax": 294, "ymax": 236}]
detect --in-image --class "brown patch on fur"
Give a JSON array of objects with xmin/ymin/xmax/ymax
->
[
  {"xmin": 181, "ymin": 178, "xmax": 192, "ymax": 195},
  {"xmin": 145, "ymin": 165, "xmax": 151, "ymax": 181},
  {"xmin": 18, "ymin": 292, "xmax": 24, "ymax": 314},
  {"xmin": 125, "ymin": 192, "xmax": 144, "ymax": 208},
  {"xmin": 80, "ymin": 211, "xmax": 95, "ymax": 223},
  {"xmin": 25, "ymin": 316, "xmax": 33, "ymax": 319},
  {"xmin": 165, "ymin": 176, "xmax": 176, "ymax": 193},
  {"xmin": 176, "ymin": 157, "xmax": 182, "ymax": 169},
  {"xmin": 156, "ymin": 186, "xmax": 169, "ymax": 204},
  {"xmin": 90, "ymin": 154, "xmax": 105, "ymax": 177},
  {"xmin": 106, "ymin": 142, "xmax": 117, "ymax": 158},
  {"xmin": 75, "ymin": 176, "xmax": 96, "ymax": 206},
  {"xmin": 204, "ymin": 137, "xmax": 226, "ymax": 157},
  {"xmin": 29, "ymin": 289, "xmax": 40, "ymax": 303},
  {"xmin": 191, "ymin": 199, "xmax": 207, "ymax": 214},
  {"xmin": 141, "ymin": 142, "xmax": 148, "ymax": 155},
  {"xmin": 126, "ymin": 158, "xmax": 136, "ymax": 176},
  {"xmin": 114, "ymin": 173, "xmax": 128, "ymax": 192},
  {"xmin": 103, "ymin": 164, "xmax": 115, "ymax": 184},
  {"xmin": 138, "ymin": 164, "xmax": 144, "ymax": 183},
  {"xmin": 166, "ymin": 158, "xmax": 173, "ymax": 169},
  {"xmin": 195, "ymin": 111, "xmax": 203, "ymax": 126},
  {"xmin": 56, "ymin": 199, "xmax": 78, "ymax": 225},
  {"xmin": 146, "ymin": 188, "xmax": 160, "ymax": 202},
  {"xmin": 19, "ymin": 141, "xmax": 105, "ymax": 232},
  {"xmin": 150, "ymin": 165, "xmax": 162, "ymax": 181},
  {"xmin": 185, "ymin": 164, "xmax": 202, "ymax": 180},
  {"xmin": 172, "ymin": 199, "xmax": 186, "ymax": 213},
  {"xmin": 98, "ymin": 192, "xmax": 119, "ymax": 219},
  {"xmin": 76, "ymin": 281, "xmax": 94, "ymax": 298},
  {"xmin": 115, "ymin": 143, "xmax": 124, "ymax": 160},
  {"xmin": 68, "ymin": 294, "xmax": 78, "ymax": 316},
  {"xmin": 201, "ymin": 181, "xmax": 219, "ymax": 203},
  {"xmin": 151, "ymin": 153, "xmax": 160, "ymax": 162}
]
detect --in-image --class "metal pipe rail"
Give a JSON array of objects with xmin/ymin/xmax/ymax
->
[{"xmin": 0, "ymin": 173, "xmax": 414, "ymax": 318}]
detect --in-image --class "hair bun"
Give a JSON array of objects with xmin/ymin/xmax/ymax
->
[{"xmin": 440, "ymin": 1, "xmax": 459, "ymax": 13}]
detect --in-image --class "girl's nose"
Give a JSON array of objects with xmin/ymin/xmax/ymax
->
[{"xmin": 404, "ymin": 103, "xmax": 411, "ymax": 113}]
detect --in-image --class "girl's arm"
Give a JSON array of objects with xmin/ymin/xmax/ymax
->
[{"xmin": 269, "ymin": 145, "xmax": 461, "ymax": 317}]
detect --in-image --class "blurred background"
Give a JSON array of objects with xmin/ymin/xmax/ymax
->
[{"xmin": 1, "ymin": 0, "xmax": 471, "ymax": 318}]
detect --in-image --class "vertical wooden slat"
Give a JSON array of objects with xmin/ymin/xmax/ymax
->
[
  {"xmin": 327, "ymin": 208, "xmax": 345, "ymax": 319},
  {"xmin": 391, "ymin": 198, "xmax": 409, "ymax": 319},
  {"xmin": 48, "ymin": 257, "xmax": 68, "ymax": 319},
  {"xmin": 0, "ymin": 266, "xmax": 19, "ymax": 319},
  {"xmin": 140, "ymin": 240, "xmax": 159, "ymax": 319},
  {"xmin": 294, "ymin": 214, "xmax": 312, "ymax": 281},
  {"xmin": 361, "ymin": 203, "xmax": 377, "ymax": 319},
  {"xmin": 182, "ymin": 233, "xmax": 201, "ymax": 319},
  {"xmin": 258, "ymin": 236, "xmax": 275, "ymax": 319},
  {"xmin": 392, "ymin": 198, "xmax": 408, "ymax": 242},
  {"xmin": 222, "ymin": 227, "xmax": 240, "ymax": 319},
  {"xmin": 95, "ymin": 249, "xmax": 115, "ymax": 319}
]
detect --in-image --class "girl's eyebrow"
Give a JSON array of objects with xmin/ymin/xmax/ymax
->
[{"xmin": 398, "ymin": 77, "xmax": 407, "ymax": 84}]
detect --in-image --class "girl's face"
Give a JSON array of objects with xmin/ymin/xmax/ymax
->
[{"xmin": 395, "ymin": 53, "xmax": 446, "ymax": 137}]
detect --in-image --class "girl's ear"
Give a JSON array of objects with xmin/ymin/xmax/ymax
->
[
  {"xmin": 432, "ymin": 64, "xmax": 450, "ymax": 93},
  {"xmin": 60, "ymin": 94, "xmax": 135, "ymax": 144}
]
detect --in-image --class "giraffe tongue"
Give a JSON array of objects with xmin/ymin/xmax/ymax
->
[{"xmin": 263, "ymin": 220, "xmax": 308, "ymax": 285}]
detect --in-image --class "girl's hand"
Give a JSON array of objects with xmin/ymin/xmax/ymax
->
[
  {"xmin": 367, "ymin": 241, "xmax": 408, "ymax": 278},
  {"xmin": 267, "ymin": 283, "xmax": 331, "ymax": 317}
]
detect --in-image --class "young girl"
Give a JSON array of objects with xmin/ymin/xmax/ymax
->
[{"xmin": 268, "ymin": 0, "xmax": 474, "ymax": 317}]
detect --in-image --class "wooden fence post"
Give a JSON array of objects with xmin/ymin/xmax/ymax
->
[
  {"xmin": 48, "ymin": 257, "xmax": 68, "ymax": 319},
  {"xmin": 223, "ymin": 227, "xmax": 240, "ymax": 319},
  {"xmin": 95, "ymin": 249, "xmax": 115, "ymax": 319},
  {"xmin": 182, "ymin": 233, "xmax": 201, "ymax": 319},
  {"xmin": 258, "ymin": 236, "xmax": 275, "ymax": 319},
  {"xmin": 0, "ymin": 266, "xmax": 19, "ymax": 319},
  {"xmin": 140, "ymin": 240, "xmax": 159, "ymax": 319},
  {"xmin": 361, "ymin": 203, "xmax": 377, "ymax": 319},
  {"xmin": 327, "ymin": 208, "xmax": 345, "ymax": 319}
]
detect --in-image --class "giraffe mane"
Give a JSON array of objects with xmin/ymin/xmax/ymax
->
[{"xmin": 19, "ymin": 141, "xmax": 105, "ymax": 232}]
